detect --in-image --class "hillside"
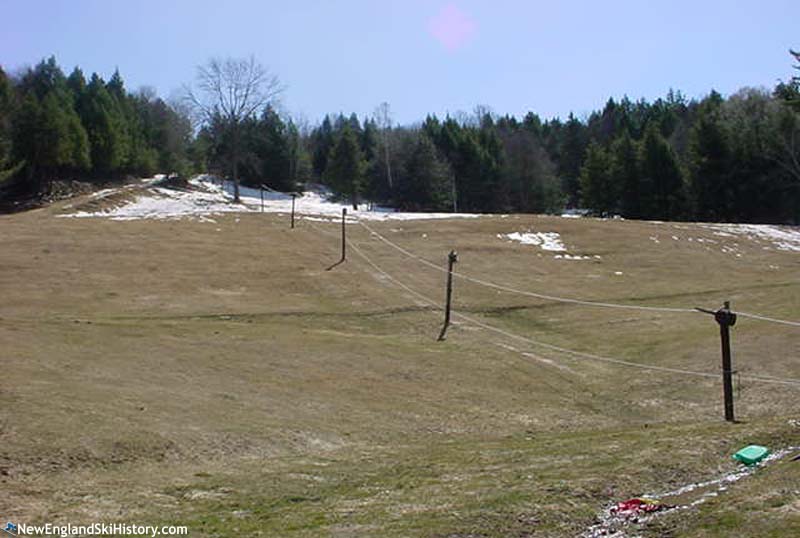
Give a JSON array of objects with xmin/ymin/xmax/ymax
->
[{"xmin": 1, "ymin": 179, "xmax": 799, "ymax": 537}]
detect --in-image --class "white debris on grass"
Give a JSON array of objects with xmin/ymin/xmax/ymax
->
[{"xmin": 60, "ymin": 176, "xmax": 484, "ymax": 222}]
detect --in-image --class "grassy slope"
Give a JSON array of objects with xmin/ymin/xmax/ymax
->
[{"xmin": 1, "ymin": 193, "xmax": 798, "ymax": 536}]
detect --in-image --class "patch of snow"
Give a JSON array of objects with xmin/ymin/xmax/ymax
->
[
  {"xmin": 701, "ymin": 223, "xmax": 800, "ymax": 252},
  {"xmin": 561, "ymin": 208, "xmax": 590, "ymax": 218},
  {"xmin": 91, "ymin": 188, "xmax": 117, "ymax": 199},
  {"xmin": 59, "ymin": 177, "xmax": 484, "ymax": 222},
  {"xmin": 502, "ymin": 232, "xmax": 566, "ymax": 252},
  {"xmin": 554, "ymin": 254, "xmax": 592, "ymax": 260}
]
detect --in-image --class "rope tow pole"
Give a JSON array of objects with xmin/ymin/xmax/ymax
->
[
  {"xmin": 357, "ymin": 219, "xmax": 800, "ymax": 327},
  {"xmin": 306, "ymin": 218, "xmax": 800, "ymax": 389}
]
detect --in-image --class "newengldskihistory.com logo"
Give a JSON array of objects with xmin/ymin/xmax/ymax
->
[{"xmin": 2, "ymin": 521, "xmax": 187, "ymax": 537}]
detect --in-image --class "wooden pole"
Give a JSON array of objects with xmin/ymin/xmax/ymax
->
[
  {"xmin": 716, "ymin": 301, "xmax": 737, "ymax": 422},
  {"xmin": 696, "ymin": 301, "xmax": 737, "ymax": 422},
  {"xmin": 260, "ymin": 187, "xmax": 264, "ymax": 213},
  {"xmin": 341, "ymin": 208, "xmax": 347, "ymax": 262},
  {"xmin": 291, "ymin": 194, "xmax": 296, "ymax": 229},
  {"xmin": 437, "ymin": 250, "xmax": 458, "ymax": 341}
]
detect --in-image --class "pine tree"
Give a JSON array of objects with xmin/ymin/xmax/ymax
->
[
  {"xmin": 81, "ymin": 74, "xmax": 129, "ymax": 177},
  {"xmin": 286, "ymin": 119, "xmax": 312, "ymax": 189},
  {"xmin": 399, "ymin": 133, "xmax": 452, "ymax": 211},
  {"xmin": 611, "ymin": 133, "xmax": 641, "ymax": 219},
  {"xmin": 478, "ymin": 126, "xmax": 506, "ymax": 211},
  {"xmin": 256, "ymin": 107, "xmax": 293, "ymax": 190},
  {"xmin": 325, "ymin": 125, "xmax": 364, "ymax": 208},
  {"xmin": 11, "ymin": 58, "xmax": 91, "ymax": 189},
  {"xmin": 639, "ymin": 124, "xmax": 687, "ymax": 220},
  {"xmin": 558, "ymin": 113, "xmax": 587, "ymax": 206},
  {"xmin": 311, "ymin": 115, "xmax": 334, "ymax": 177},
  {"xmin": 689, "ymin": 98, "xmax": 733, "ymax": 221},
  {"xmin": 0, "ymin": 66, "xmax": 18, "ymax": 183},
  {"xmin": 498, "ymin": 126, "xmax": 560, "ymax": 213},
  {"xmin": 579, "ymin": 142, "xmax": 615, "ymax": 214}
]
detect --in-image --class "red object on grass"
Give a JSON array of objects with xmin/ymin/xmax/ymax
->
[{"xmin": 612, "ymin": 498, "xmax": 666, "ymax": 515}]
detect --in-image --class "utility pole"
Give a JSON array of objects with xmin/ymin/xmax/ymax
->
[
  {"xmin": 437, "ymin": 250, "xmax": 458, "ymax": 341},
  {"xmin": 291, "ymin": 194, "xmax": 296, "ymax": 229},
  {"xmin": 696, "ymin": 301, "xmax": 737, "ymax": 422}
]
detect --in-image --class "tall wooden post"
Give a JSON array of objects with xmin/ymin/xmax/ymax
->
[
  {"xmin": 291, "ymin": 194, "xmax": 296, "ymax": 229},
  {"xmin": 438, "ymin": 250, "xmax": 458, "ymax": 341},
  {"xmin": 260, "ymin": 187, "xmax": 264, "ymax": 212},
  {"xmin": 341, "ymin": 208, "xmax": 347, "ymax": 262},
  {"xmin": 696, "ymin": 301, "xmax": 737, "ymax": 422},
  {"xmin": 716, "ymin": 301, "xmax": 737, "ymax": 422}
]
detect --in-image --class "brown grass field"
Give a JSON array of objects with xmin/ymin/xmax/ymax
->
[{"xmin": 1, "ymin": 185, "xmax": 799, "ymax": 536}]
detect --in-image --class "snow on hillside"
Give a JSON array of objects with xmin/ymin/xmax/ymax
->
[
  {"xmin": 699, "ymin": 223, "xmax": 800, "ymax": 252},
  {"xmin": 60, "ymin": 176, "xmax": 483, "ymax": 222},
  {"xmin": 498, "ymin": 231, "xmax": 602, "ymax": 261},
  {"xmin": 500, "ymin": 231, "xmax": 566, "ymax": 252}
]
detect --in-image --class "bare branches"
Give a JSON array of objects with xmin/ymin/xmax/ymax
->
[
  {"xmin": 373, "ymin": 102, "xmax": 394, "ymax": 189},
  {"xmin": 184, "ymin": 55, "xmax": 284, "ymax": 202},
  {"xmin": 185, "ymin": 55, "xmax": 284, "ymax": 127}
]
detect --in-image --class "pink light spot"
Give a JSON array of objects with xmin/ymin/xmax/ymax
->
[{"xmin": 428, "ymin": 3, "xmax": 476, "ymax": 52}]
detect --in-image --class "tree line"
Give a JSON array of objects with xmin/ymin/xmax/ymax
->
[
  {"xmin": 0, "ymin": 57, "xmax": 194, "ymax": 196},
  {"xmin": 306, "ymin": 58, "xmax": 800, "ymax": 223},
  {"xmin": 2, "ymin": 52, "xmax": 799, "ymax": 223}
]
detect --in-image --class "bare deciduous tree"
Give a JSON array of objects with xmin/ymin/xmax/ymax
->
[
  {"xmin": 185, "ymin": 56, "xmax": 283, "ymax": 201},
  {"xmin": 373, "ymin": 102, "xmax": 394, "ymax": 191}
]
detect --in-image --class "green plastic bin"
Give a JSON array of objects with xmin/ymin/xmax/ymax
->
[{"xmin": 732, "ymin": 445, "xmax": 769, "ymax": 465}]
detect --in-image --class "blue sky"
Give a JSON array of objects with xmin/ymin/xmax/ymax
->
[{"xmin": 2, "ymin": 0, "xmax": 797, "ymax": 125}]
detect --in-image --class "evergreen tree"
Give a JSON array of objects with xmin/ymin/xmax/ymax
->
[
  {"xmin": 639, "ymin": 124, "xmax": 687, "ymax": 220},
  {"xmin": 137, "ymin": 95, "xmax": 190, "ymax": 177},
  {"xmin": 325, "ymin": 125, "xmax": 364, "ymax": 208},
  {"xmin": 499, "ymin": 126, "xmax": 560, "ymax": 213},
  {"xmin": 311, "ymin": 115, "xmax": 334, "ymax": 177},
  {"xmin": 0, "ymin": 67, "xmax": 19, "ymax": 182},
  {"xmin": 611, "ymin": 133, "xmax": 641, "ymax": 219},
  {"xmin": 81, "ymin": 74, "xmax": 129, "ymax": 177},
  {"xmin": 12, "ymin": 93, "xmax": 90, "ymax": 190},
  {"xmin": 579, "ymin": 142, "xmax": 615, "ymax": 214},
  {"xmin": 11, "ymin": 58, "xmax": 90, "ymax": 189},
  {"xmin": 689, "ymin": 97, "xmax": 733, "ymax": 221},
  {"xmin": 558, "ymin": 113, "xmax": 587, "ymax": 206},
  {"xmin": 256, "ymin": 107, "xmax": 293, "ymax": 191},
  {"xmin": 398, "ymin": 133, "xmax": 453, "ymax": 211},
  {"xmin": 66, "ymin": 67, "xmax": 87, "ymax": 102},
  {"xmin": 286, "ymin": 119, "xmax": 312, "ymax": 189}
]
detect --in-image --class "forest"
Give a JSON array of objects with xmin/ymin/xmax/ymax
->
[{"xmin": 1, "ymin": 53, "xmax": 799, "ymax": 223}]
